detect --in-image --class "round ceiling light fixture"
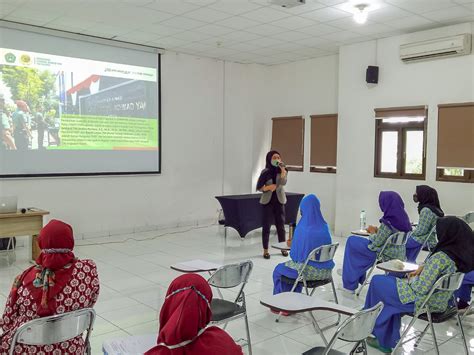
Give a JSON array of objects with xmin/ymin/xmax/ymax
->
[{"xmin": 353, "ymin": 3, "xmax": 369, "ymax": 24}]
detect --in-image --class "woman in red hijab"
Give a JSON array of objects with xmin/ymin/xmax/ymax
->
[
  {"xmin": 0, "ymin": 219, "xmax": 100, "ymax": 354},
  {"xmin": 145, "ymin": 274, "xmax": 242, "ymax": 355}
]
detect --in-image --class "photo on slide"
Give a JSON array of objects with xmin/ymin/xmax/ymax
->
[{"xmin": 0, "ymin": 48, "xmax": 159, "ymax": 152}]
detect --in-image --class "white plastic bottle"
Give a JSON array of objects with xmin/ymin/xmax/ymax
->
[{"xmin": 360, "ymin": 210, "xmax": 367, "ymax": 231}]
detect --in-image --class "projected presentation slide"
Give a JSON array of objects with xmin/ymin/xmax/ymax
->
[{"xmin": 0, "ymin": 48, "xmax": 158, "ymax": 152}]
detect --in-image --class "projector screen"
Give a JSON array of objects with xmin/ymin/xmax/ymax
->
[{"xmin": 0, "ymin": 26, "xmax": 161, "ymax": 177}]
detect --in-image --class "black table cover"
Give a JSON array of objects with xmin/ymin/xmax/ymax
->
[{"xmin": 215, "ymin": 193, "xmax": 305, "ymax": 238}]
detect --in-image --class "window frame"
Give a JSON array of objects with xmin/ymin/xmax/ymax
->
[
  {"xmin": 374, "ymin": 111, "xmax": 427, "ymax": 180},
  {"xmin": 310, "ymin": 114, "xmax": 338, "ymax": 174},
  {"xmin": 271, "ymin": 116, "xmax": 305, "ymax": 172},
  {"xmin": 436, "ymin": 168, "xmax": 474, "ymax": 183}
]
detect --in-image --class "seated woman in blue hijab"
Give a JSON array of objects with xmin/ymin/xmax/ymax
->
[
  {"xmin": 406, "ymin": 185, "xmax": 444, "ymax": 262},
  {"xmin": 272, "ymin": 194, "xmax": 334, "ymax": 295},
  {"xmin": 363, "ymin": 217, "xmax": 474, "ymax": 353},
  {"xmin": 341, "ymin": 191, "xmax": 412, "ymax": 294}
]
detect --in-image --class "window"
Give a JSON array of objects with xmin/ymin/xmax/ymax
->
[
  {"xmin": 436, "ymin": 103, "xmax": 474, "ymax": 183},
  {"xmin": 310, "ymin": 114, "xmax": 338, "ymax": 173},
  {"xmin": 374, "ymin": 106, "xmax": 427, "ymax": 179},
  {"xmin": 271, "ymin": 116, "xmax": 304, "ymax": 171}
]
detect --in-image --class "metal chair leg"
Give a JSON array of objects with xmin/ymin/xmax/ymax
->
[
  {"xmin": 453, "ymin": 296, "xmax": 469, "ymax": 355},
  {"xmin": 426, "ymin": 311, "xmax": 440, "ymax": 355},
  {"xmin": 393, "ymin": 316, "xmax": 417, "ymax": 354},
  {"xmin": 321, "ymin": 279, "xmax": 341, "ymax": 331},
  {"xmin": 309, "ymin": 311, "xmax": 328, "ymax": 346},
  {"xmin": 356, "ymin": 262, "xmax": 377, "ymax": 297},
  {"xmin": 243, "ymin": 313, "xmax": 252, "ymax": 355},
  {"xmin": 414, "ymin": 323, "xmax": 429, "ymax": 347}
]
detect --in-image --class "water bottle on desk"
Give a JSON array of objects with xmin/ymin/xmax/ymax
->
[{"xmin": 360, "ymin": 210, "xmax": 367, "ymax": 231}]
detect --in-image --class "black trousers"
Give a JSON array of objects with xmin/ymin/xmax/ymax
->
[{"xmin": 262, "ymin": 194, "xmax": 286, "ymax": 249}]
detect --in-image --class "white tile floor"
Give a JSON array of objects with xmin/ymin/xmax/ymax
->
[{"xmin": 1, "ymin": 225, "xmax": 473, "ymax": 355}]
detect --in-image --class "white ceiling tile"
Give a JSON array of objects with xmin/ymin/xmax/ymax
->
[
  {"xmin": 317, "ymin": 0, "xmax": 346, "ymax": 5},
  {"xmin": 204, "ymin": 47, "xmax": 240, "ymax": 56},
  {"xmin": 386, "ymin": 0, "xmax": 455, "ymax": 13},
  {"xmin": 208, "ymin": 1, "xmax": 263, "ymax": 15},
  {"xmin": 241, "ymin": 7, "xmax": 290, "ymax": 22},
  {"xmin": 177, "ymin": 41, "xmax": 217, "ymax": 52},
  {"xmin": 295, "ymin": 36, "xmax": 335, "ymax": 47},
  {"xmin": 82, "ymin": 23, "xmax": 131, "ymax": 37},
  {"xmin": 144, "ymin": 1, "xmax": 201, "ymax": 15},
  {"xmin": 385, "ymin": 15, "xmax": 437, "ymax": 30},
  {"xmin": 301, "ymin": 6, "xmax": 352, "ymax": 22},
  {"xmin": 223, "ymin": 41, "xmax": 262, "ymax": 51},
  {"xmin": 118, "ymin": 7, "xmax": 175, "ymax": 24},
  {"xmin": 368, "ymin": 5, "xmax": 414, "ymax": 22},
  {"xmin": 244, "ymin": 36, "xmax": 286, "ymax": 47},
  {"xmin": 354, "ymin": 23, "xmax": 397, "ymax": 36},
  {"xmin": 246, "ymin": 23, "xmax": 287, "ymax": 35},
  {"xmin": 136, "ymin": 24, "xmax": 185, "ymax": 36},
  {"xmin": 269, "ymin": 15, "xmax": 316, "ymax": 29},
  {"xmin": 328, "ymin": 17, "xmax": 376, "ymax": 31},
  {"xmin": 292, "ymin": 47, "xmax": 332, "ymax": 57},
  {"xmin": 270, "ymin": 30, "xmax": 312, "ymax": 41},
  {"xmin": 247, "ymin": 46, "xmax": 286, "ymax": 56},
  {"xmin": 219, "ymin": 30, "xmax": 263, "ymax": 42},
  {"xmin": 160, "ymin": 16, "xmax": 207, "ymax": 30},
  {"xmin": 198, "ymin": 36, "xmax": 240, "ymax": 46},
  {"xmin": 267, "ymin": 41, "xmax": 309, "ymax": 51},
  {"xmin": 296, "ymin": 23, "xmax": 341, "ymax": 35},
  {"xmin": 422, "ymin": 5, "xmax": 473, "ymax": 21},
  {"xmin": 270, "ymin": 51, "xmax": 309, "ymax": 61},
  {"xmin": 114, "ymin": 30, "xmax": 162, "ymax": 43},
  {"xmin": 215, "ymin": 16, "xmax": 261, "ymax": 29},
  {"xmin": 6, "ymin": 6, "xmax": 65, "ymax": 24},
  {"xmin": 194, "ymin": 24, "xmax": 235, "ymax": 36},
  {"xmin": 183, "ymin": 0, "xmax": 219, "ymax": 5},
  {"xmin": 461, "ymin": 3, "xmax": 474, "ymax": 11},
  {"xmin": 0, "ymin": 3, "xmax": 15, "ymax": 16},
  {"xmin": 453, "ymin": 0, "xmax": 474, "ymax": 3},
  {"xmin": 276, "ymin": 0, "xmax": 326, "ymax": 15},
  {"xmin": 147, "ymin": 36, "xmax": 191, "ymax": 48},
  {"xmin": 322, "ymin": 30, "xmax": 361, "ymax": 42},
  {"xmin": 172, "ymin": 30, "xmax": 214, "ymax": 41},
  {"xmin": 45, "ymin": 16, "xmax": 99, "ymax": 32},
  {"xmin": 183, "ymin": 7, "xmax": 233, "ymax": 22},
  {"xmin": 120, "ymin": 0, "xmax": 154, "ymax": 5}
]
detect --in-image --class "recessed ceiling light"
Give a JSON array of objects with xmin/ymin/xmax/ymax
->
[{"xmin": 353, "ymin": 3, "xmax": 369, "ymax": 24}]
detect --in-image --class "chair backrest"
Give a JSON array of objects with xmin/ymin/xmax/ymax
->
[
  {"xmin": 307, "ymin": 243, "xmax": 339, "ymax": 263},
  {"xmin": 416, "ymin": 272, "xmax": 465, "ymax": 314},
  {"xmin": 461, "ymin": 211, "xmax": 474, "ymax": 225},
  {"xmin": 208, "ymin": 260, "xmax": 253, "ymax": 289},
  {"xmin": 10, "ymin": 308, "xmax": 96, "ymax": 355},
  {"xmin": 388, "ymin": 231, "xmax": 408, "ymax": 246},
  {"xmin": 323, "ymin": 302, "xmax": 384, "ymax": 353}
]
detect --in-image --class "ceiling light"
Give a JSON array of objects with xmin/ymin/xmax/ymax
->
[{"xmin": 353, "ymin": 3, "xmax": 369, "ymax": 24}]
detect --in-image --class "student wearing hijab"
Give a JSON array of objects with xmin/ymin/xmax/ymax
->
[
  {"xmin": 363, "ymin": 216, "xmax": 474, "ymax": 353},
  {"xmin": 145, "ymin": 274, "xmax": 242, "ymax": 355},
  {"xmin": 0, "ymin": 219, "xmax": 100, "ymax": 353},
  {"xmin": 341, "ymin": 191, "xmax": 412, "ymax": 294},
  {"xmin": 256, "ymin": 150, "xmax": 288, "ymax": 259},
  {"xmin": 406, "ymin": 185, "xmax": 444, "ymax": 262},
  {"xmin": 272, "ymin": 194, "xmax": 334, "ymax": 295}
]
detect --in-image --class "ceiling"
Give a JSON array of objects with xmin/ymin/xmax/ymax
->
[{"xmin": 1, "ymin": 0, "xmax": 473, "ymax": 65}]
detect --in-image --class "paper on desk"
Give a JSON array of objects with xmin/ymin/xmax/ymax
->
[
  {"xmin": 178, "ymin": 259, "xmax": 221, "ymax": 270},
  {"xmin": 103, "ymin": 334, "xmax": 156, "ymax": 355}
]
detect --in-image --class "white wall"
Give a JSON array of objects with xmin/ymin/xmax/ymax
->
[
  {"xmin": 0, "ymin": 53, "xmax": 258, "ymax": 238},
  {"xmin": 334, "ymin": 23, "xmax": 474, "ymax": 236},
  {"xmin": 252, "ymin": 55, "xmax": 340, "ymax": 228}
]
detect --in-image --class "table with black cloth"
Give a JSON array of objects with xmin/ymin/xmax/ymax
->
[{"xmin": 215, "ymin": 193, "xmax": 305, "ymax": 238}]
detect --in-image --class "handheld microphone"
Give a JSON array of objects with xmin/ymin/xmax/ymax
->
[{"xmin": 278, "ymin": 162, "xmax": 286, "ymax": 168}]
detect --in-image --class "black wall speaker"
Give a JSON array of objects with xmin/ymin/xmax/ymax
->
[{"xmin": 366, "ymin": 66, "xmax": 379, "ymax": 84}]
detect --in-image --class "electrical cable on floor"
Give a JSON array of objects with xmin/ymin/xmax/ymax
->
[{"xmin": 75, "ymin": 223, "xmax": 218, "ymax": 247}]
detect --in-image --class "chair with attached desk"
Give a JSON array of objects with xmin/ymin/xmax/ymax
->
[
  {"xmin": 356, "ymin": 231, "xmax": 408, "ymax": 297},
  {"xmin": 208, "ymin": 260, "xmax": 253, "ymax": 355},
  {"xmin": 9, "ymin": 308, "xmax": 96, "ymax": 355},
  {"xmin": 393, "ymin": 272, "xmax": 468, "ymax": 355},
  {"xmin": 276, "ymin": 243, "xmax": 340, "ymax": 330},
  {"xmin": 302, "ymin": 302, "xmax": 384, "ymax": 355}
]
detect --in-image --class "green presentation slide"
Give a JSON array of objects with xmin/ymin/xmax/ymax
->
[{"xmin": 50, "ymin": 114, "xmax": 158, "ymax": 150}]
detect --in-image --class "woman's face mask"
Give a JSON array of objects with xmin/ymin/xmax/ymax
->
[{"xmin": 271, "ymin": 159, "xmax": 280, "ymax": 167}]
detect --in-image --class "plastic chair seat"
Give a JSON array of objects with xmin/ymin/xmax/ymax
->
[
  {"xmin": 210, "ymin": 299, "xmax": 245, "ymax": 322},
  {"xmin": 280, "ymin": 275, "xmax": 332, "ymax": 288},
  {"xmin": 419, "ymin": 307, "xmax": 458, "ymax": 323},
  {"xmin": 303, "ymin": 346, "xmax": 346, "ymax": 355}
]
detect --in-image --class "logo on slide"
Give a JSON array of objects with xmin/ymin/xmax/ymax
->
[
  {"xmin": 4, "ymin": 53, "xmax": 16, "ymax": 63},
  {"xmin": 20, "ymin": 54, "xmax": 31, "ymax": 65}
]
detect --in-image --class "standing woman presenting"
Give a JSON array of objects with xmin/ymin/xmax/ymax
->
[{"xmin": 256, "ymin": 150, "xmax": 288, "ymax": 259}]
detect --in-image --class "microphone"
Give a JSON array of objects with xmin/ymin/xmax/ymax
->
[{"xmin": 278, "ymin": 162, "xmax": 286, "ymax": 168}]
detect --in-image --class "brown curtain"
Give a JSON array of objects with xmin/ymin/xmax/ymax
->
[
  {"xmin": 375, "ymin": 106, "xmax": 426, "ymax": 118},
  {"xmin": 271, "ymin": 116, "xmax": 304, "ymax": 169},
  {"xmin": 310, "ymin": 114, "xmax": 337, "ymax": 168},
  {"xmin": 437, "ymin": 103, "xmax": 474, "ymax": 169}
]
